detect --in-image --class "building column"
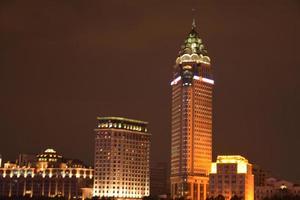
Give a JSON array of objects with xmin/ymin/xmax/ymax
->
[
  {"xmin": 62, "ymin": 180, "xmax": 65, "ymax": 197},
  {"xmin": 42, "ymin": 178, "xmax": 45, "ymax": 196},
  {"xmin": 23, "ymin": 179, "xmax": 26, "ymax": 196},
  {"xmin": 55, "ymin": 179, "xmax": 58, "ymax": 196},
  {"xmin": 48, "ymin": 179, "xmax": 51, "ymax": 197},
  {"xmin": 68, "ymin": 179, "xmax": 71, "ymax": 200},
  {"xmin": 203, "ymin": 183, "xmax": 207, "ymax": 200},
  {"xmin": 197, "ymin": 182, "xmax": 200, "ymax": 200},
  {"xmin": 190, "ymin": 183, "xmax": 194, "ymax": 200},
  {"xmin": 9, "ymin": 179, "xmax": 12, "ymax": 197},
  {"xmin": 31, "ymin": 179, "xmax": 33, "ymax": 197}
]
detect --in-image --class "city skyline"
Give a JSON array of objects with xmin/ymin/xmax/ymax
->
[{"xmin": 0, "ymin": 0, "xmax": 299, "ymax": 185}]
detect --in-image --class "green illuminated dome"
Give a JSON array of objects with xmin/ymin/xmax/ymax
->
[{"xmin": 179, "ymin": 20, "xmax": 208, "ymax": 56}]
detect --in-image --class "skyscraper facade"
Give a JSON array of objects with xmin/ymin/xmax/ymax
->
[
  {"xmin": 170, "ymin": 21, "xmax": 213, "ymax": 200},
  {"xmin": 93, "ymin": 117, "xmax": 151, "ymax": 199}
]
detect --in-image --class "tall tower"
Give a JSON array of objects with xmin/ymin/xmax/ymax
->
[{"xmin": 170, "ymin": 20, "xmax": 213, "ymax": 200}]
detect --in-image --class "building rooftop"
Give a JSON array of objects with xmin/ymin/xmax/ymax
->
[
  {"xmin": 95, "ymin": 116, "xmax": 149, "ymax": 133},
  {"xmin": 216, "ymin": 155, "xmax": 249, "ymax": 164},
  {"xmin": 179, "ymin": 19, "xmax": 208, "ymax": 57},
  {"xmin": 211, "ymin": 155, "xmax": 251, "ymax": 174}
]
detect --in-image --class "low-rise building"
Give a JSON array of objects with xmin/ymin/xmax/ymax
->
[
  {"xmin": 0, "ymin": 148, "xmax": 93, "ymax": 199},
  {"xmin": 252, "ymin": 164, "xmax": 270, "ymax": 187},
  {"xmin": 209, "ymin": 155, "xmax": 254, "ymax": 200},
  {"xmin": 255, "ymin": 177, "xmax": 300, "ymax": 200}
]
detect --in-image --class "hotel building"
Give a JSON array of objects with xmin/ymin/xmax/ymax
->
[
  {"xmin": 170, "ymin": 20, "xmax": 213, "ymax": 200},
  {"xmin": 93, "ymin": 117, "xmax": 151, "ymax": 198},
  {"xmin": 209, "ymin": 155, "xmax": 254, "ymax": 200},
  {"xmin": 0, "ymin": 148, "xmax": 93, "ymax": 199}
]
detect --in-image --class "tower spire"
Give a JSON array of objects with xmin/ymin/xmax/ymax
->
[
  {"xmin": 192, "ymin": 8, "xmax": 196, "ymax": 29},
  {"xmin": 192, "ymin": 18, "xmax": 196, "ymax": 29}
]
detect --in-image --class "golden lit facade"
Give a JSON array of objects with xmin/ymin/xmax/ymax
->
[
  {"xmin": 209, "ymin": 155, "xmax": 254, "ymax": 200},
  {"xmin": 0, "ymin": 149, "xmax": 93, "ymax": 199},
  {"xmin": 93, "ymin": 117, "xmax": 150, "ymax": 199},
  {"xmin": 170, "ymin": 21, "xmax": 213, "ymax": 200}
]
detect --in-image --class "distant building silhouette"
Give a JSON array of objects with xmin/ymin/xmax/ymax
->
[
  {"xmin": 252, "ymin": 164, "xmax": 270, "ymax": 187},
  {"xmin": 255, "ymin": 177, "xmax": 300, "ymax": 200},
  {"xmin": 150, "ymin": 162, "xmax": 169, "ymax": 197}
]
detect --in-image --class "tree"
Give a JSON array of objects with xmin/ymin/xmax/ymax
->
[
  {"xmin": 230, "ymin": 195, "xmax": 242, "ymax": 200},
  {"xmin": 214, "ymin": 194, "xmax": 225, "ymax": 200}
]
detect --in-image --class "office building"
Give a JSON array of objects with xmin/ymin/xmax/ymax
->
[
  {"xmin": 93, "ymin": 117, "xmax": 151, "ymax": 199},
  {"xmin": 170, "ymin": 20, "xmax": 213, "ymax": 200},
  {"xmin": 209, "ymin": 155, "xmax": 254, "ymax": 200}
]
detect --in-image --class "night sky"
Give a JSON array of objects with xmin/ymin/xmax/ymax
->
[{"xmin": 1, "ymin": 0, "xmax": 299, "ymax": 182}]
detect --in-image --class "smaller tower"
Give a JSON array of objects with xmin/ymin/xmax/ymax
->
[{"xmin": 93, "ymin": 117, "xmax": 151, "ymax": 199}]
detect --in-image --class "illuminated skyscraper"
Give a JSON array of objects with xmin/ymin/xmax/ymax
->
[
  {"xmin": 209, "ymin": 155, "xmax": 254, "ymax": 200},
  {"xmin": 170, "ymin": 20, "xmax": 213, "ymax": 200},
  {"xmin": 93, "ymin": 117, "xmax": 151, "ymax": 198}
]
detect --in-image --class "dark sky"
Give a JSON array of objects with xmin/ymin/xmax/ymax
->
[{"xmin": 0, "ymin": 0, "xmax": 299, "ymax": 182}]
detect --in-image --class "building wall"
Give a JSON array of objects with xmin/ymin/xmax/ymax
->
[
  {"xmin": 171, "ymin": 76, "xmax": 212, "ymax": 200},
  {"xmin": 93, "ymin": 117, "xmax": 151, "ymax": 199},
  {"xmin": 209, "ymin": 156, "xmax": 254, "ymax": 200},
  {"xmin": 0, "ymin": 167, "xmax": 93, "ymax": 199},
  {"xmin": 170, "ymin": 22, "xmax": 213, "ymax": 200},
  {"xmin": 255, "ymin": 178, "xmax": 300, "ymax": 200},
  {"xmin": 252, "ymin": 165, "xmax": 270, "ymax": 187},
  {"xmin": 150, "ymin": 162, "xmax": 169, "ymax": 196}
]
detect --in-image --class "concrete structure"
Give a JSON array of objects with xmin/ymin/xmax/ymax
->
[
  {"xmin": 93, "ymin": 117, "xmax": 151, "ymax": 199},
  {"xmin": 170, "ymin": 20, "xmax": 213, "ymax": 200},
  {"xmin": 252, "ymin": 164, "xmax": 270, "ymax": 187},
  {"xmin": 17, "ymin": 154, "xmax": 37, "ymax": 167},
  {"xmin": 150, "ymin": 162, "xmax": 169, "ymax": 197},
  {"xmin": 209, "ymin": 155, "xmax": 254, "ymax": 200},
  {"xmin": 255, "ymin": 177, "xmax": 300, "ymax": 200},
  {"xmin": 0, "ymin": 148, "xmax": 93, "ymax": 199}
]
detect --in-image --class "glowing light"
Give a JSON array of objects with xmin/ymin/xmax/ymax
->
[
  {"xmin": 237, "ymin": 163, "xmax": 247, "ymax": 173},
  {"xmin": 202, "ymin": 78, "xmax": 214, "ymax": 84},
  {"xmin": 193, "ymin": 75, "xmax": 200, "ymax": 80},
  {"xmin": 280, "ymin": 185, "xmax": 287, "ymax": 190},
  {"xmin": 171, "ymin": 76, "xmax": 181, "ymax": 85},
  {"xmin": 193, "ymin": 76, "xmax": 214, "ymax": 84},
  {"xmin": 44, "ymin": 149, "xmax": 56, "ymax": 153},
  {"xmin": 216, "ymin": 155, "xmax": 248, "ymax": 174},
  {"xmin": 211, "ymin": 163, "xmax": 217, "ymax": 173}
]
